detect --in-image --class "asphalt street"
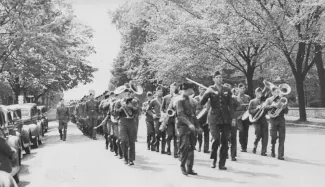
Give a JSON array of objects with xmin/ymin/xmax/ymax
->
[{"xmin": 18, "ymin": 114, "xmax": 325, "ymax": 187}]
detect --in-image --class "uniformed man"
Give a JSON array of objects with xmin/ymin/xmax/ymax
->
[
  {"xmin": 109, "ymin": 94, "xmax": 122, "ymax": 158},
  {"xmin": 146, "ymin": 86, "xmax": 165, "ymax": 153},
  {"xmin": 161, "ymin": 82, "xmax": 179, "ymax": 157},
  {"xmin": 200, "ymin": 70, "xmax": 235, "ymax": 170},
  {"xmin": 144, "ymin": 92, "xmax": 155, "ymax": 151},
  {"xmin": 114, "ymin": 88, "xmax": 138, "ymax": 165},
  {"xmin": 131, "ymin": 93, "xmax": 140, "ymax": 142},
  {"xmin": 85, "ymin": 92, "xmax": 100, "ymax": 140},
  {"xmin": 99, "ymin": 91, "xmax": 113, "ymax": 150},
  {"xmin": 175, "ymin": 82, "xmax": 201, "ymax": 175},
  {"xmin": 248, "ymin": 88, "xmax": 273, "ymax": 156},
  {"xmin": 236, "ymin": 84, "xmax": 251, "ymax": 153},
  {"xmin": 194, "ymin": 86, "xmax": 210, "ymax": 153},
  {"xmin": 56, "ymin": 98, "xmax": 70, "ymax": 141},
  {"xmin": 264, "ymin": 87, "xmax": 288, "ymax": 160}
]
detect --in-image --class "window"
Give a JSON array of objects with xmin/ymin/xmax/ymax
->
[
  {"xmin": 21, "ymin": 109, "xmax": 30, "ymax": 117},
  {"xmin": 7, "ymin": 112, "xmax": 12, "ymax": 122},
  {"xmin": 0, "ymin": 112, "xmax": 5, "ymax": 127}
]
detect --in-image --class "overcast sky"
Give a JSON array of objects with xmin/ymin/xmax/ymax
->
[{"xmin": 63, "ymin": 0, "xmax": 127, "ymax": 101}]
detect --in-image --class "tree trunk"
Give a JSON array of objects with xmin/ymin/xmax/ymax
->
[
  {"xmin": 314, "ymin": 44, "xmax": 325, "ymax": 107},
  {"xmin": 295, "ymin": 74, "xmax": 307, "ymax": 121},
  {"xmin": 246, "ymin": 67, "xmax": 255, "ymax": 98}
]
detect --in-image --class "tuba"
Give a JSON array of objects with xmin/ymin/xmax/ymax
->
[
  {"xmin": 248, "ymin": 80, "xmax": 276, "ymax": 123},
  {"xmin": 268, "ymin": 84, "xmax": 291, "ymax": 118},
  {"xmin": 113, "ymin": 80, "xmax": 144, "ymax": 95}
]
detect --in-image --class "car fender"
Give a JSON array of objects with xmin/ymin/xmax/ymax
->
[
  {"xmin": 28, "ymin": 124, "xmax": 38, "ymax": 138},
  {"xmin": 20, "ymin": 127, "xmax": 31, "ymax": 147}
]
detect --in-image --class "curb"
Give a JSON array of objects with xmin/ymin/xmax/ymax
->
[{"xmin": 286, "ymin": 122, "xmax": 325, "ymax": 129}]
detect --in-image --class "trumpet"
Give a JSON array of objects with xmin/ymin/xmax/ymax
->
[{"xmin": 167, "ymin": 109, "xmax": 175, "ymax": 116}]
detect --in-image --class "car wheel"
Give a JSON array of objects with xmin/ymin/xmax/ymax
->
[
  {"xmin": 13, "ymin": 173, "xmax": 19, "ymax": 184},
  {"xmin": 25, "ymin": 145, "xmax": 31, "ymax": 154}
]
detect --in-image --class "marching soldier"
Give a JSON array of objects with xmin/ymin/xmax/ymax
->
[
  {"xmin": 56, "ymin": 99, "xmax": 70, "ymax": 141},
  {"xmin": 86, "ymin": 92, "xmax": 100, "ymax": 140},
  {"xmin": 161, "ymin": 82, "xmax": 179, "ymax": 157},
  {"xmin": 144, "ymin": 92, "xmax": 155, "ymax": 151},
  {"xmin": 109, "ymin": 94, "xmax": 122, "ymax": 158},
  {"xmin": 99, "ymin": 91, "xmax": 113, "ymax": 150},
  {"xmin": 114, "ymin": 87, "xmax": 138, "ymax": 165},
  {"xmin": 146, "ymin": 86, "xmax": 166, "ymax": 153},
  {"xmin": 200, "ymin": 70, "xmax": 235, "ymax": 170},
  {"xmin": 236, "ymin": 84, "xmax": 251, "ymax": 153},
  {"xmin": 265, "ymin": 87, "xmax": 288, "ymax": 160},
  {"xmin": 175, "ymin": 82, "xmax": 201, "ymax": 175},
  {"xmin": 194, "ymin": 86, "xmax": 210, "ymax": 153},
  {"xmin": 131, "ymin": 93, "xmax": 140, "ymax": 142},
  {"xmin": 248, "ymin": 88, "xmax": 273, "ymax": 156}
]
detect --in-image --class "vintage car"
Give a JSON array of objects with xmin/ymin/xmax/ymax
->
[
  {"xmin": 10, "ymin": 103, "xmax": 43, "ymax": 148},
  {"xmin": 37, "ymin": 105, "xmax": 49, "ymax": 134},
  {"xmin": 6, "ymin": 105, "xmax": 32, "ymax": 154},
  {"xmin": 0, "ymin": 105, "xmax": 22, "ymax": 183}
]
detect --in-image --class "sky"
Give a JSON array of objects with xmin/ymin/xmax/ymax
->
[{"xmin": 63, "ymin": 0, "xmax": 127, "ymax": 101}]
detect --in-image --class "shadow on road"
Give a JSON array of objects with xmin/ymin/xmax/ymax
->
[
  {"xmin": 192, "ymin": 175, "xmax": 247, "ymax": 184},
  {"xmin": 21, "ymin": 153, "xmax": 37, "ymax": 162},
  {"xmin": 237, "ymin": 157, "xmax": 279, "ymax": 167},
  {"xmin": 18, "ymin": 181, "xmax": 31, "ymax": 187},
  {"xmin": 285, "ymin": 157, "xmax": 325, "ymax": 166},
  {"xmin": 133, "ymin": 155, "xmax": 166, "ymax": 172},
  {"xmin": 229, "ymin": 168, "xmax": 281, "ymax": 178}
]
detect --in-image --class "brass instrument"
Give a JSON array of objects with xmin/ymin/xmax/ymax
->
[
  {"xmin": 248, "ymin": 80, "xmax": 277, "ymax": 123},
  {"xmin": 167, "ymin": 109, "xmax": 175, "ymax": 116},
  {"xmin": 113, "ymin": 80, "xmax": 144, "ymax": 95},
  {"xmin": 268, "ymin": 83, "xmax": 291, "ymax": 118}
]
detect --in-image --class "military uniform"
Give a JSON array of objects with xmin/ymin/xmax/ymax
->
[
  {"xmin": 110, "ymin": 99, "xmax": 123, "ymax": 158},
  {"xmin": 248, "ymin": 98, "xmax": 270, "ymax": 155},
  {"xmin": 56, "ymin": 104, "xmax": 70, "ymax": 141},
  {"xmin": 147, "ymin": 97, "xmax": 165, "ymax": 153},
  {"xmin": 144, "ymin": 100, "xmax": 155, "ymax": 151},
  {"xmin": 115, "ymin": 99, "xmax": 138, "ymax": 165},
  {"xmin": 132, "ymin": 97, "xmax": 140, "ymax": 141},
  {"xmin": 85, "ymin": 99, "xmax": 99, "ymax": 139},
  {"xmin": 265, "ymin": 96, "xmax": 288, "ymax": 160},
  {"xmin": 201, "ymin": 85, "xmax": 234, "ymax": 169},
  {"xmin": 235, "ymin": 93, "xmax": 251, "ymax": 152},
  {"xmin": 99, "ymin": 98, "xmax": 111, "ymax": 149},
  {"xmin": 162, "ymin": 94, "xmax": 178, "ymax": 156},
  {"xmin": 175, "ymin": 94, "xmax": 199, "ymax": 175},
  {"xmin": 194, "ymin": 94, "xmax": 209, "ymax": 153}
]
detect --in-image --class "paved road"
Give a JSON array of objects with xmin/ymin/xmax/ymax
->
[{"xmin": 19, "ymin": 115, "xmax": 325, "ymax": 187}]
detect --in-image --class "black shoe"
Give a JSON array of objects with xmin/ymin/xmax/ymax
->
[
  {"xmin": 167, "ymin": 151, "xmax": 171, "ymax": 155},
  {"xmin": 156, "ymin": 149, "xmax": 159, "ymax": 152},
  {"xmin": 253, "ymin": 147, "xmax": 256, "ymax": 154},
  {"xmin": 241, "ymin": 149, "xmax": 247, "ymax": 152},
  {"xmin": 219, "ymin": 166, "xmax": 227, "ymax": 170},
  {"xmin": 278, "ymin": 157, "xmax": 284, "ymax": 160},
  {"xmin": 129, "ymin": 161, "xmax": 134, "ymax": 166},
  {"xmin": 181, "ymin": 167, "xmax": 187, "ymax": 176},
  {"xmin": 198, "ymin": 148, "xmax": 201, "ymax": 152},
  {"xmin": 203, "ymin": 150, "xmax": 210, "ymax": 154},
  {"xmin": 161, "ymin": 151, "xmax": 166, "ymax": 154},
  {"xmin": 174, "ymin": 155, "xmax": 179, "ymax": 158},
  {"xmin": 231, "ymin": 157, "xmax": 237, "ymax": 161},
  {"xmin": 188, "ymin": 170, "xmax": 198, "ymax": 175},
  {"xmin": 226, "ymin": 155, "xmax": 229, "ymax": 159},
  {"xmin": 271, "ymin": 152, "xmax": 275, "ymax": 157},
  {"xmin": 93, "ymin": 137, "xmax": 97, "ymax": 140},
  {"xmin": 147, "ymin": 147, "xmax": 150, "ymax": 150},
  {"xmin": 63, "ymin": 139, "xmax": 66, "ymax": 141},
  {"xmin": 114, "ymin": 153, "xmax": 118, "ymax": 156},
  {"xmin": 261, "ymin": 153, "xmax": 267, "ymax": 156},
  {"xmin": 105, "ymin": 145, "xmax": 108, "ymax": 150},
  {"xmin": 124, "ymin": 160, "xmax": 129, "ymax": 165},
  {"xmin": 119, "ymin": 156, "xmax": 123, "ymax": 159}
]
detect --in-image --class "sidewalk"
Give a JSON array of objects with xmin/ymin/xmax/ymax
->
[{"xmin": 285, "ymin": 116, "xmax": 325, "ymax": 128}]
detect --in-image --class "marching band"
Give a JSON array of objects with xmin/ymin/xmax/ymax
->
[{"xmin": 69, "ymin": 70, "xmax": 290, "ymax": 175}]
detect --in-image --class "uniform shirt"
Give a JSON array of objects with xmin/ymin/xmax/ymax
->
[
  {"xmin": 175, "ymin": 94, "xmax": 198, "ymax": 134},
  {"xmin": 201, "ymin": 85, "xmax": 234, "ymax": 124},
  {"xmin": 233, "ymin": 93, "xmax": 250, "ymax": 118},
  {"xmin": 56, "ymin": 104, "xmax": 69, "ymax": 122},
  {"xmin": 99, "ymin": 99, "xmax": 110, "ymax": 115},
  {"xmin": 147, "ymin": 97, "xmax": 163, "ymax": 119},
  {"xmin": 114, "ymin": 99, "xmax": 138, "ymax": 119},
  {"xmin": 85, "ymin": 99, "xmax": 99, "ymax": 117},
  {"xmin": 264, "ymin": 96, "xmax": 289, "ymax": 118}
]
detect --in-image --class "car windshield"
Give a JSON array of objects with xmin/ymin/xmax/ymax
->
[{"xmin": 21, "ymin": 109, "xmax": 30, "ymax": 117}]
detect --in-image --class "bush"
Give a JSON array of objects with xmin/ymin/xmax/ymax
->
[{"xmin": 307, "ymin": 100, "xmax": 322, "ymax": 107}]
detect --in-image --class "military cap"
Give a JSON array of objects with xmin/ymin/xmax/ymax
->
[
  {"xmin": 181, "ymin": 82, "xmax": 195, "ymax": 90},
  {"xmin": 213, "ymin": 70, "xmax": 221, "ymax": 77}
]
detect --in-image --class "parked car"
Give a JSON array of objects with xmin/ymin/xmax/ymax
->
[
  {"xmin": 0, "ymin": 106, "xmax": 22, "ymax": 183},
  {"xmin": 37, "ymin": 106, "xmax": 48, "ymax": 134},
  {"xmin": 6, "ymin": 105, "xmax": 32, "ymax": 154},
  {"xmin": 10, "ymin": 103, "xmax": 43, "ymax": 148}
]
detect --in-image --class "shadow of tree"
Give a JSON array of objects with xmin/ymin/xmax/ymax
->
[
  {"xmin": 285, "ymin": 157, "xmax": 325, "ymax": 166},
  {"xmin": 132, "ymin": 154, "xmax": 166, "ymax": 172},
  {"xmin": 18, "ymin": 181, "xmax": 31, "ymax": 187}
]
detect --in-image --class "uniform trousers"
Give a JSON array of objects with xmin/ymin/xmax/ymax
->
[
  {"xmin": 120, "ymin": 118, "xmax": 137, "ymax": 161},
  {"xmin": 154, "ymin": 119, "xmax": 166, "ymax": 152},
  {"xmin": 146, "ymin": 119, "xmax": 156, "ymax": 151},
  {"xmin": 112, "ymin": 122, "xmax": 122, "ymax": 157},
  {"xmin": 196, "ymin": 124, "xmax": 209, "ymax": 152},
  {"xmin": 88, "ymin": 116, "xmax": 98, "ymax": 138},
  {"xmin": 166, "ymin": 117, "xmax": 178, "ymax": 156},
  {"xmin": 270, "ymin": 117, "xmax": 285, "ymax": 158},
  {"xmin": 102, "ymin": 116, "xmax": 112, "ymax": 147},
  {"xmin": 178, "ymin": 127, "xmax": 195, "ymax": 172},
  {"xmin": 58, "ymin": 121, "xmax": 68, "ymax": 140},
  {"xmin": 253, "ymin": 117, "xmax": 269, "ymax": 154},
  {"xmin": 239, "ymin": 120, "xmax": 250, "ymax": 150},
  {"xmin": 210, "ymin": 123, "xmax": 230, "ymax": 167},
  {"xmin": 229, "ymin": 125, "xmax": 237, "ymax": 159}
]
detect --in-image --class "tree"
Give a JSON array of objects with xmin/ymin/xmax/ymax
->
[{"xmin": 229, "ymin": 0, "xmax": 325, "ymax": 121}]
